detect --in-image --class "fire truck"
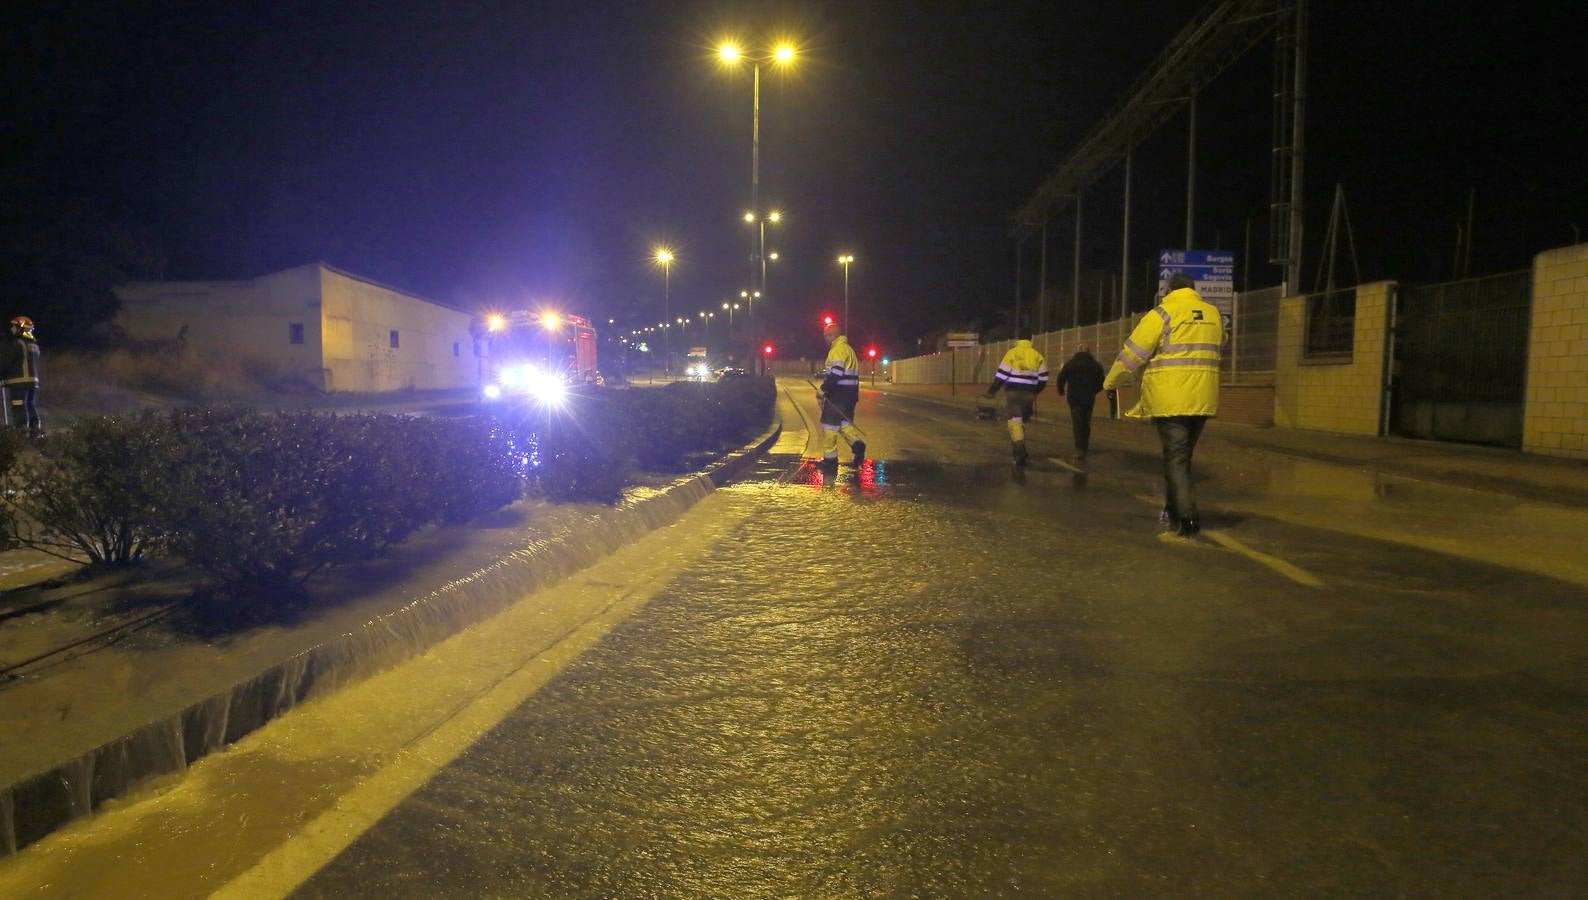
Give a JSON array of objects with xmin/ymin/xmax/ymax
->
[{"xmin": 470, "ymin": 310, "xmax": 600, "ymax": 401}]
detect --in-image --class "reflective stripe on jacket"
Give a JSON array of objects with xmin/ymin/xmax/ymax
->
[
  {"xmin": 1102, "ymin": 287, "xmax": 1222, "ymax": 418},
  {"xmin": 821, "ymin": 335, "xmax": 861, "ymax": 398},
  {"xmin": 1, "ymin": 336, "xmax": 40, "ymax": 387},
  {"xmin": 988, "ymin": 340, "xmax": 1048, "ymax": 394}
]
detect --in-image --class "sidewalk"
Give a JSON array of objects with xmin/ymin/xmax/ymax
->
[{"xmin": 873, "ymin": 382, "xmax": 1588, "ymax": 508}]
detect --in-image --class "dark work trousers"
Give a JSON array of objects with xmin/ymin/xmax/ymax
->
[
  {"xmin": 1068, "ymin": 401, "xmax": 1095, "ymax": 455},
  {"xmin": 1153, "ymin": 415, "xmax": 1208, "ymax": 523},
  {"xmin": 5, "ymin": 384, "xmax": 40, "ymax": 435}
]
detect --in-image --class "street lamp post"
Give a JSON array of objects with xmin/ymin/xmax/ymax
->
[
  {"xmin": 654, "ymin": 248, "xmax": 675, "ymax": 376},
  {"xmin": 718, "ymin": 41, "xmax": 795, "ymax": 330},
  {"xmin": 837, "ymin": 254, "xmax": 855, "ymax": 334},
  {"xmin": 722, "ymin": 301, "xmax": 740, "ymax": 336},
  {"xmin": 744, "ymin": 210, "xmax": 782, "ymax": 317}
]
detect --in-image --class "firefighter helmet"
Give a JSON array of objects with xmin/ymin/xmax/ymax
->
[{"xmin": 10, "ymin": 316, "xmax": 34, "ymax": 334}]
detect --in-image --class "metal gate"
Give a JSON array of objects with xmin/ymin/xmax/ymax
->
[{"xmin": 1391, "ymin": 270, "xmax": 1532, "ymax": 447}]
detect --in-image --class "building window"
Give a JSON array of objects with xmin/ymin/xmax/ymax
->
[
  {"xmin": 289, "ymin": 322, "xmax": 305, "ymax": 344},
  {"xmin": 389, "ymin": 329, "xmax": 400, "ymax": 349},
  {"xmin": 1303, "ymin": 289, "xmax": 1354, "ymax": 362},
  {"xmin": 453, "ymin": 341, "xmax": 460, "ymax": 357}
]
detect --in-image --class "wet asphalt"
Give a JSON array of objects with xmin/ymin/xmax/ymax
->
[{"xmin": 290, "ymin": 386, "xmax": 1588, "ymax": 898}]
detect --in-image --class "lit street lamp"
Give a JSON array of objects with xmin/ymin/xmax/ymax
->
[
  {"xmin": 717, "ymin": 39, "xmax": 797, "ymax": 323},
  {"xmin": 837, "ymin": 254, "xmax": 856, "ymax": 334},
  {"xmin": 743, "ymin": 209, "xmax": 783, "ymax": 316},
  {"xmin": 722, "ymin": 301, "xmax": 740, "ymax": 336},
  {"xmin": 654, "ymin": 248, "xmax": 675, "ymax": 375}
]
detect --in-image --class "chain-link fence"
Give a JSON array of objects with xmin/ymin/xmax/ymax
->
[
  {"xmin": 892, "ymin": 286, "xmax": 1282, "ymax": 387},
  {"xmin": 1223, "ymin": 285, "xmax": 1282, "ymax": 385}
]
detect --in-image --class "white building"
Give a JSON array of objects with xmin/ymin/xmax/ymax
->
[{"xmin": 114, "ymin": 262, "xmax": 477, "ymax": 393}]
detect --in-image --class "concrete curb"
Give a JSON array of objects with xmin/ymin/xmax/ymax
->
[{"xmin": 0, "ymin": 418, "xmax": 782, "ymax": 856}]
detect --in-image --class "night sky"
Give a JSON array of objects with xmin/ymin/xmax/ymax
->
[{"xmin": 5, "ymin": 0, "xmax": 1585, "ymax": 357}]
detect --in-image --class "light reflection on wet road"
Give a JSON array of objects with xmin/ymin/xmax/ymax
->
[
  {"xmin": 285, "ymin": 385, "xmax": 1588, "ymax": 897},
  {"xmin": 2, "ymin": 385, "xmax": 1583, "ymax": 897}
]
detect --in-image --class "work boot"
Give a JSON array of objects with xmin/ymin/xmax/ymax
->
[
  {"xmin": 851, "ymin": 440, "xmax": 866, "ymax": 465},
  {"xmin": 1177, "ymin": 517, "xmax": 1200, "ymax": 538},
  {"xmin": 1012, "ymin": 440, "xmax": 1028, "ymax": 467}
]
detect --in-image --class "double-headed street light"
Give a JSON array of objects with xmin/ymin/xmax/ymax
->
[
  {"xmin": 722, "ymin": 301, "xmax": 740, "ymax": 336},
  {"xmin": 743, "ymin": 209, "xmax": 783, "ymax": 317},
  {"xmin": 717, "ymin": 40, "xmax": 796, "ymax": 321},
  {"xmin": 837, "ymin": 254, "xmax": 856, "ymax": 334},
  {"xmin": 738, "ymin": 289, "xmax": 762, "ymax": 324}
]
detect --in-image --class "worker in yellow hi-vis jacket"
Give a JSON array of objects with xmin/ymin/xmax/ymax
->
[
  {"xmin": 1103, "ymin": 273, "xmax": 1223, "ymax": 537},
  {"xmin": 815, "ymin": 319, "xmax": 866, "ymax": 465},
  {"xmin": 983, "ymin": 328, "xmax": 1048, "ymax": 467}
]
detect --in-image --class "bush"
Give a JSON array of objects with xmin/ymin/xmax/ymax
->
[
  {"xmin": 0, "ymin": 380, "xmax": 772, "ymax": 594},
  {"xmin": 144, "ymin": 409, "xmax": 526, "ymax": 592},
  {"xmin": 0, "ymin": 412, "xmax": 166, "ymax": 564},
  {"xmin": 505, "ymin": 398, "xmax": 634, "ymax": 503},
  {"xmin": 424, "ymin": 414, "xmax": 528, "ymax": 523},
  {"xmin": 0, "ymin": 427, "xmax": 22, "ymax": 479}
]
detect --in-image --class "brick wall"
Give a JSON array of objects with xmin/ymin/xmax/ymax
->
[
  {"xmin": 1274, "ymin": 281, "xmax": 1394, "ymax": 435},
  {"xmin": 1523, "ymin": 243, "xmax": 1588, "ymax": 458}
]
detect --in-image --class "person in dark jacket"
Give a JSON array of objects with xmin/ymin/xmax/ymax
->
[
  {"xmin": 1055, "ymin": 343, "xmax": 1105, "ymax": 460},
  {"xmin": 1, "ymin": 316, "xmax": 43, "ymax": 437}
]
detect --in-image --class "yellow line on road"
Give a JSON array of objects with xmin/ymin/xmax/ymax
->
[
  {"xmin": 203, "ymin": 497, "xmax": 756, "ymax": 899},
  {"xmin": 1201, "ymin": 529, "xmax": 1325, "ymax": 588},
  {"xmin": 210, "ymin": 585, "xmax": 662, "ymax": 899}
]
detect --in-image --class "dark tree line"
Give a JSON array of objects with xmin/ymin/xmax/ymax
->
[{"xmin": 0, "ymin": 198, "xmax": 164, "ymax": 347}]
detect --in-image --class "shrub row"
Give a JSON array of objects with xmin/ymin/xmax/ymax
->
[
  {"xmin": 0, "ymin": 410, "xmax": 526, "ymax": 589},
  {"xmin": 0, "ymin": 377, "xmax": 775, "ymax": 594}
]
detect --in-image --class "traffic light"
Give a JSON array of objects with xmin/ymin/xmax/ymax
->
[
  {"xmin": 763, "ymin": 343, "xmax": 774, "ymax": 356},
  {"xmin": 866, "ymin": 346, "xmax": 878, "ymax": 359},
  {"xmin": 821, "ymin": 314, "xmax": 834, "ymax": 327}
]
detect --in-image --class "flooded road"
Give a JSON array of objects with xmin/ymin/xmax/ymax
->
[{"xmin": 6, "ymin": 383, "xmax": 1587, "ymax": 897}]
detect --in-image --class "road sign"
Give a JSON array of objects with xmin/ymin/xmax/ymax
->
[
  {"xmin": 946, "ymin": 340, "xmax": 978, "ymax": 349},
  {"xmin": 945, "ymin": 332, "xmax": 978, "ymax": 344},
  {"xmin": 1157, "ymin": 249, "xmax": 1235, "ymax": 315}
]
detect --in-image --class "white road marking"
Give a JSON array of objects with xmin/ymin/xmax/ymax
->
[
  {"xmin": 1130, "ymin": 494, "xmax": 1323, "ymax": 588},
  {"xmin": 1201, "ymin": 529, "xmax": 1325, "ymax": 588},
  {"xmin": 1046, "ymin": 457, "xmax": 1086, "ymax": 474}
]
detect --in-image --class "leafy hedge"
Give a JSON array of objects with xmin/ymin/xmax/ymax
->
[{"xmin": 0, "ymin": 376, "xmax": 775, "ymax": 595}]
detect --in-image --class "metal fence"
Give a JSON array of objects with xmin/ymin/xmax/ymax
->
[
  {"xmin": 1303, "ymin": 288, "xmax": 1356, "ymax": 360},
  {"xmin": 1396, "ymin": 270, "xmax": 1532, "ymax": 407},
  {"xmin": 891, "ymin": 320, "xmax": 1134, "ymax": 388},
  {"xmin": 1223, "ymin": 285, "xmax": 1282, "ymax": 385},
  {"xmin": 892, "ymin": 286, "xmax": 1283, "ymax": 387}
]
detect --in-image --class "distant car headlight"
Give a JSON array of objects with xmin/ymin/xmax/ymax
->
[{"xmin": 483, "ymin": 383, "xmax": 503, "ymax": 399}]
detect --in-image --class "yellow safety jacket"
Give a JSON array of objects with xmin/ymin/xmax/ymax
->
[
  {"xmin": 821, "ymin": 335, "xmax": 861, "ymax": 399},
  {"xmin": 1103, "ymin": 287, "xmax": 1223, "ymax": 418},
  {"xmin": 988, "ymin": 340, "xmax": 1048, "ymax": 393}
]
